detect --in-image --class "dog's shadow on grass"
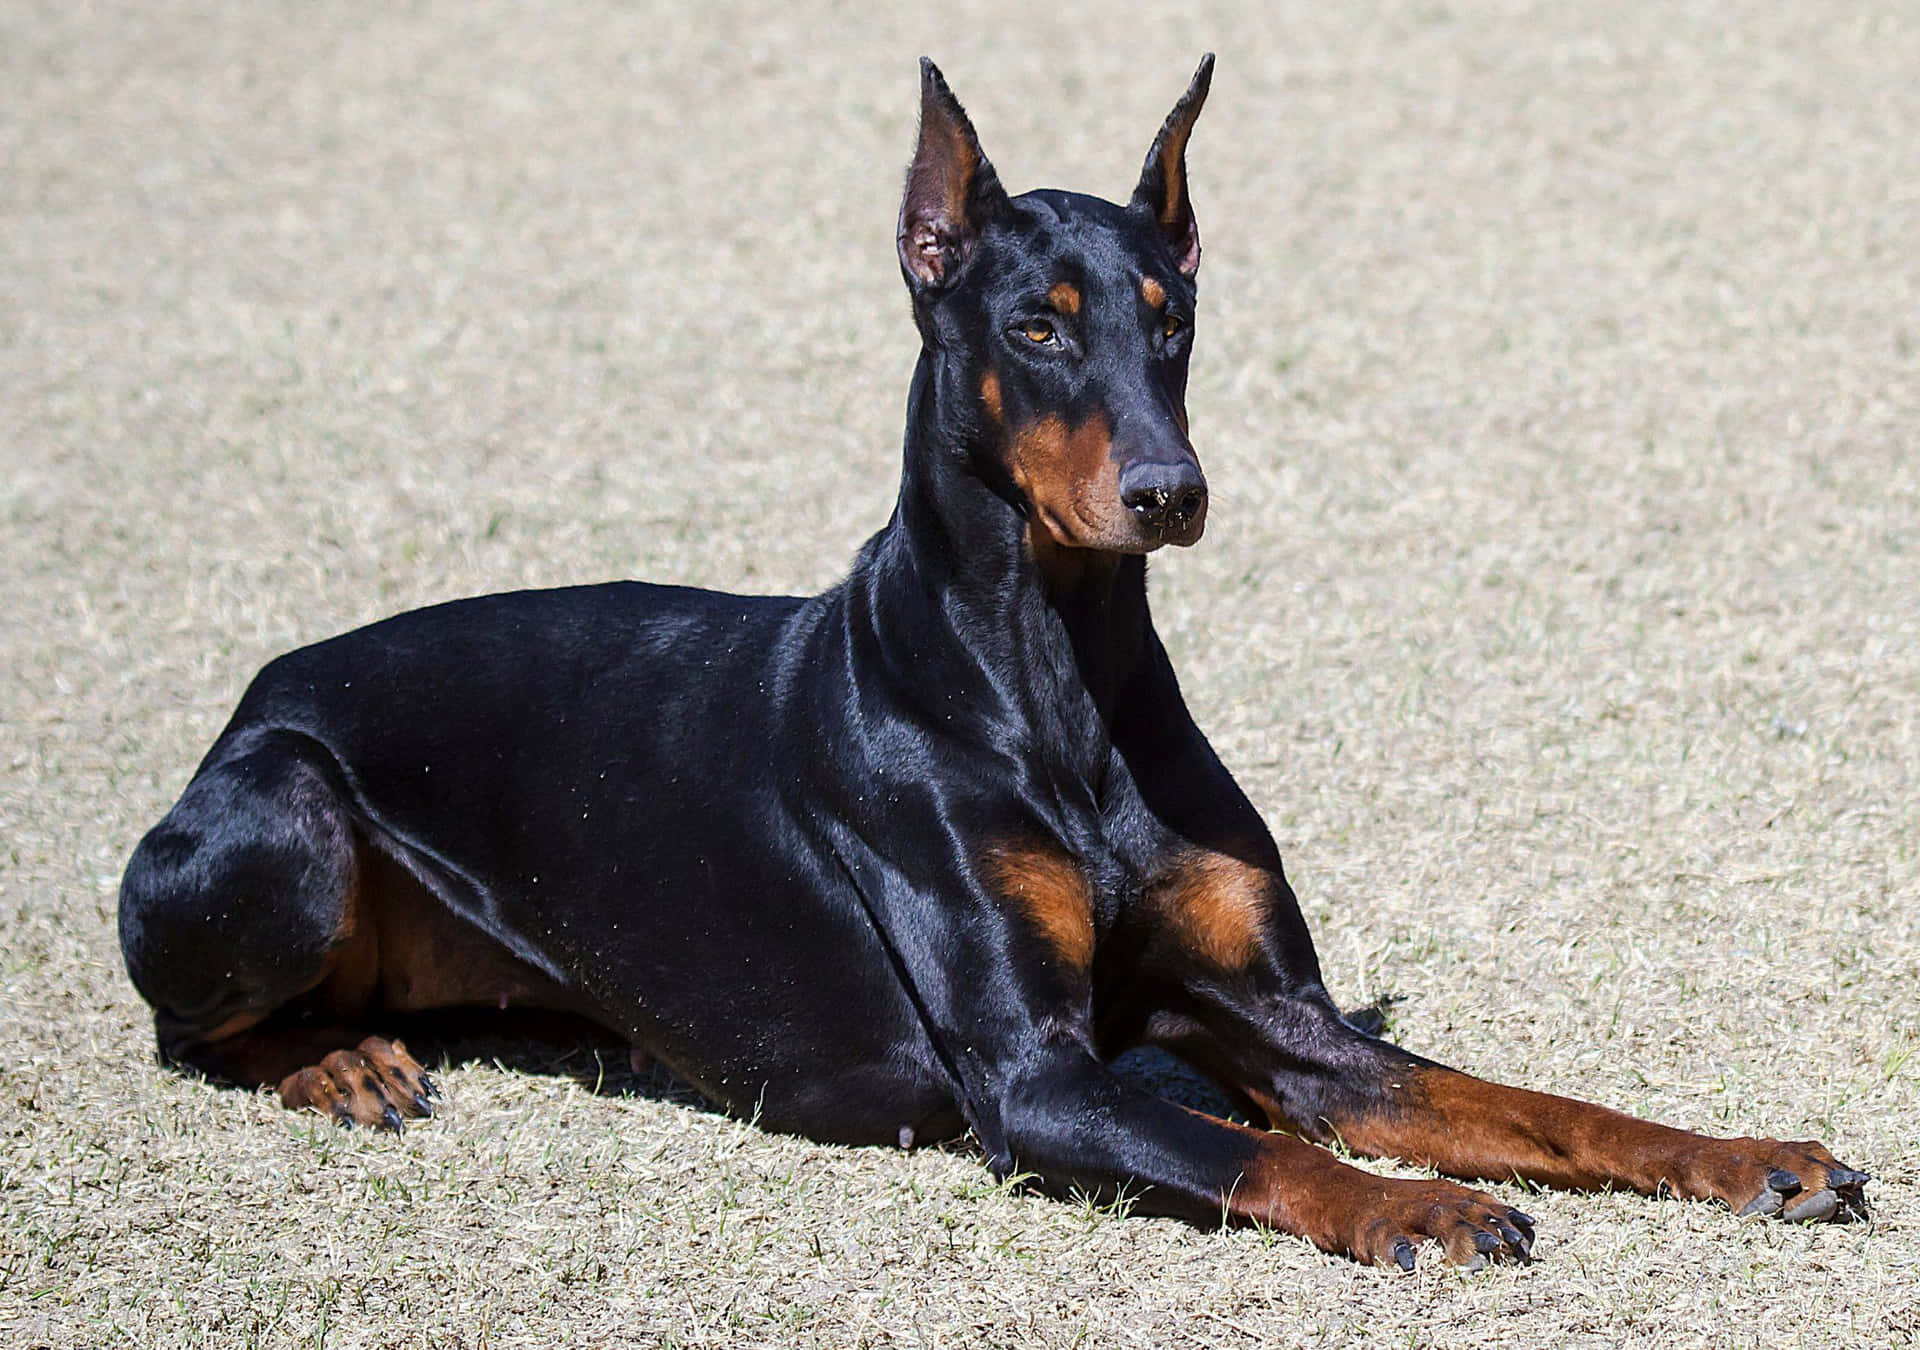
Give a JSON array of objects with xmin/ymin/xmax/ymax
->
[
  {"xmin": 384, "ymin": 996, "xmax": 1403, "ymax": 1128},
  {"xmin": 390, "ymin": 1009, "xmax": 1238, "ymax": 1124},
  {"xmin": 386, "ymin": 1008, "xmax": 714, "ymax": 1115}
]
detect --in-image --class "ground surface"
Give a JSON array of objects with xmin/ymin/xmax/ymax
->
[{"xmin": 4, "ymin": 2, "xmax": 1918, "ymax": 1346}]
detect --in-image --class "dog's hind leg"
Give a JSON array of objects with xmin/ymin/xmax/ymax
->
[{"xmin": 119, "ymin": 727, "xmax": 435, "ymax": 1129}]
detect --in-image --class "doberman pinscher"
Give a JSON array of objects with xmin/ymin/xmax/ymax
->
[{"xmin": 119, "ymin": 57, "xmax": 1868, "ymax": 1269}]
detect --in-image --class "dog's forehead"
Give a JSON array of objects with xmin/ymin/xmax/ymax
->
[{"xmin": 984, "ymin": 190, "xmax": 1164, "ymax": 288}]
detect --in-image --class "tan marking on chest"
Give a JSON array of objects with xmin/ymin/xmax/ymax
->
[
  {"xmin": 1151, "ymin": 850, "xmax": 1270, "ymax": 969},
  {"xmin": 985, "ymin": 838, "xmax": 1096, "ymax": 971}
]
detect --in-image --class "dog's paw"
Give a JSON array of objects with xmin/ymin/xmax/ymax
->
[
  {"xmin": 278, "ymin": 1036, "xmax": 437, "ymax": 1132},
  {"xmin": 1348, "ymin": 1178, "xmax": 1535, "ymax": 1272},
  {"xmin": 1695, "ymin": 1138, "xmax": 1869, "ymax": 1223}
]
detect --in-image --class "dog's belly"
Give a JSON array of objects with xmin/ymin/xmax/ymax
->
[{"xmin": 509, "ymin": 851, "xmax": 968, "ymax": 1147}]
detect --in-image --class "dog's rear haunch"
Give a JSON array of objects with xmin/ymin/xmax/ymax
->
[{"xmin": 120, "ymin": 56, "xmax": 1867, "ymax": 1269}]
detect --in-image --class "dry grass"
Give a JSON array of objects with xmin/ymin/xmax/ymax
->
[{"xmin": 4, "ymin": 2, "xmax": 1918, "ymax": 1345}]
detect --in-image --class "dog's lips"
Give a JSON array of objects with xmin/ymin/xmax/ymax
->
[
  {"xmin": 1036, "ymin": 507, "xmax": 1166, "ymax": 555},
  {"xmin": 1029, "ymin": 500, "xmax": 1085, "ymax": 549},
  {"xmin": 1027, "ymin": 491, "xmax": 1129, "ymax": 553},
  {"xmin": 1032, "ymin": 494, "xmax": 1207, "ymax": 554}
]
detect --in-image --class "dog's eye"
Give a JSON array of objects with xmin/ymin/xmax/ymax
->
[
  {"xmin": 1161, "ymin": 315, "xmax": 1183, "ymax": 340},
  {"xmin": 1022, "ymin": 319, "xmax": 1057, "ymax": 346}
]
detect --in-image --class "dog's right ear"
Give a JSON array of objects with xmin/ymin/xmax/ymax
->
[{"xmin": 898, "ymin": 59, "xmax": 1010, "ymax": 292}]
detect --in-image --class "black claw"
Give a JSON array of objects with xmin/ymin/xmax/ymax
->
[
  {"xmin": 1393, "ymin": 1237, "xmax": 1416, "ymax": 1272},
  {"xmin": 381, "ymin": 1105, "xmax": 405, "ymax": 1134},
  {"xmin": 1496, "ymin": 1221, "xmax": 1530, "ymax": 1257},
  {"xmin": 411, "ymin": 1093, "xmax": 432, "ymax": 1116},
  {"xmin": 1472, "ymin": 1229, "xmax": 1502, "ymax": 1254},
  {"xmin": 1767, "ymin": 1168, "xmax": 1802, "ymax": 1194},
  {"xmin": 1507, "ymin": 1208, "xmax": 1536, "ymax": 1231},
  {"xmin": 421, "ymin": 1074, "xmax": 440, "ymax": 1100},
  {"xmin": 1826, "ymin": 1168, "xmax": 1869, "ymax": 1189}
]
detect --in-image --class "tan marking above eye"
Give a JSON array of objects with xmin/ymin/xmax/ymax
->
[
  {"xmin": 1046, "ymin": 281, "xmax": 1082, "ymax": 316},
  {"xmin": 1140, "ymin": 275, "xmax": 1167, "ymax": 308}
]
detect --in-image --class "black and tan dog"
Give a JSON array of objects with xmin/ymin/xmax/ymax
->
[{"xmin": 119, "ymin": 57, "xmax": 1867, "ymax": 1269}]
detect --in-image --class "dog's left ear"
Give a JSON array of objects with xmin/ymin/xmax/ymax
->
[{"xmin": 1131, "ymin": 54, "xmax": 1214, "ymax": 278}]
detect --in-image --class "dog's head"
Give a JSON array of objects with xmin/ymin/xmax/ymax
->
[{"xmin": 898, "ymin": 57, "xmax": 1214, "ymax": 554}]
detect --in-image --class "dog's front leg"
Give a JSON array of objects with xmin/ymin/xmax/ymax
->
[
  {"xmin": 1134, "ymin": 860, "xmax": 1871, "ymax": 1226},
  {"xmin": 1109, "ymin": 678, "xmax": 1870, "ymax": 1230},
  {"xmin": 1290, "ymin": 1044, "xmax": 1870, "ymax": 1224},
  {"xmin": 983, "ymin": 1035, "xmax": 1535, "ymax": 1270},
  {"xmin": 935, "ymin": 833, "xmax": 1531, "ymax": 1268}
]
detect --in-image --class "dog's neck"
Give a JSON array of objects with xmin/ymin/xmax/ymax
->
[{"xmin": 858, "ymin": 353, "xmax": 1153, "ymax": 749}]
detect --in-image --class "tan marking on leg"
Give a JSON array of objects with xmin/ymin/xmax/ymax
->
[
  {"xmin": 1150, "ymin": 849, "xmax": 1269, "ymax": 969},
  {"xmin": 1332, "ymin": 1065, "xmax": 1645, "ymax": 1189},
  {"xmin": 985, "ymin": 838, "xmax": 1095, "ymax": 971},
  {"xmin": 325, "ymin": 842, "xmax": 570, "ymax": 1016},
  {"xmin": 1328, "ymin": 1064, "xmax": 1866, "ymax": 1217},
  {"xmin": 301, "ymin": 840, "xmax": 378, "ymax": 1018},
  {"xmin": 1046, "ymin": 281, "xmax": 1081, "ymax": 315},
  {"xmin": 1194, "ymin": 1107, "xmax": 1528, "ymax": 1267},
  {"xmin": 1140, "ymin": 275, "xmax": 1166, "ymax": 308},
  {"xmin": 1238, "ymin": 1083, "xmax": 1287, "ymax": 1131}
]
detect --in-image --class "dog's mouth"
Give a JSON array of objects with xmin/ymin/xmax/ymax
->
[{"xmin": 1025, "ymin": 492, "xmax": 1207, "ymax": 555}]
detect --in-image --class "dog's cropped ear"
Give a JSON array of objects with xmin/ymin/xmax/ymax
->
[
  {"xmin": 898, "ymin": 58, "xmax": 1010, "ymax": 291},
  {"xmin": 1131, "ymin": 54, "xmax": 1214, "ymax": 278}
]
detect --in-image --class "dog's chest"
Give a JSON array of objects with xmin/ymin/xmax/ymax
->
[{"xmin": 1056, "ymin": 748, "xmax": 1167, "ymax": 934}]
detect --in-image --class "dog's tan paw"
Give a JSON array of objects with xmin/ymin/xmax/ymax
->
[{"xmin": 278, "ymin": 1036, "xmax": 436, "ymax": 1132}]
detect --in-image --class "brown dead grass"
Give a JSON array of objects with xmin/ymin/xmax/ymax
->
[{"xmin": 3, "ymin": 2, "xmax": 1917, "ymax": 1346}]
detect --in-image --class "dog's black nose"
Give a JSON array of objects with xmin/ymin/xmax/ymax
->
[{"xmin": 1119, "ymin": 460, "xmax": 1207, "ymax": 533}]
